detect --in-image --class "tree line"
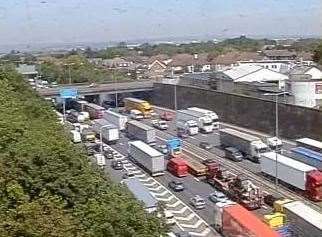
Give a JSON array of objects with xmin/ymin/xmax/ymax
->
[{"xmin": 0, "ymin": 68, "xmax": 168, "ymax": 236}]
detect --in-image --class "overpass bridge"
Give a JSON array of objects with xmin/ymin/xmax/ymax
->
[{"xmin": 38, "ymin": 81, "xmax": 154, "ymax": 97}]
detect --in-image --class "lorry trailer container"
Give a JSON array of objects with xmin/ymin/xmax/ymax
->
[
  {"xmin": 127, "ymin": 120, "xmax": 156, "ymax": 145},
  {"xmin": 92, "ymin": 119, "xmax": 120, "ymax": 144},
  {"xmin": 84, "ymin": 103, "xmax": 105, "ymax": 119},
  {"xmin": 261, "ymin": 152, "xmax": 322, "ymax": 201},
  {"xmin": 291, "ymin": 147, "xmax": 322, "ymax": 170},
  {"xmin": 219, "ymin": 128, "xmax": 268, "ymax": 162},
  {"xmin": 123, "ymin": 178, "xmax": 158, "ymax": 213},
  {"xmin": 280, "ymin": 200, "xmax": 322, "ymax": 237},
  {"xmin": 124, "ymin": 97, "xmax": 153, "ymax": 118},
  {"xmin": 128, "ymin": 140, "xmax": 165, "ymax": 176},
  {"xmin": 103, "ymin": 110, "xmax": 128, "ymax": 131},
  {"xmin": 187, "ymin": 107, "xmax": 219, "ymax": 129},
  {"xmin": 167, "ymin": 157, "xmax": 188, "ymax": 177},
  {"xmin": 214, "ymin": 201, "xmax": 279, "ymax": 237},
  {"xmin": 296, "ymin": 137, "xmax": 322, "ymax": 153},
  {"xmin": 181, "ymin": 153, "xmax": 207, "ymax": 176}
]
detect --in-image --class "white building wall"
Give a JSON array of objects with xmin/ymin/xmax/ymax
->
[
  {"xmin": 305, "ymin": 67, "xmax": 322, "ymax": 79},
  {"xmin": 289, "ymin": 81, "xmax": 322, "ymax": 108},
  {"xmin": 238, "ymin": 61, "xmax": 292, "ymax": 72}
]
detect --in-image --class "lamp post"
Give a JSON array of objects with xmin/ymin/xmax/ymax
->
[
  {"xmin": 264, "ymin": 91, "xmax": 289, "ymax": 188},
  {"xmin": 100, "ymin": 125, "xmax": 110, "ymax": 155},
  {"xmin": 114, "ymin": 70, "xmax": 118, "ymax": 109}
]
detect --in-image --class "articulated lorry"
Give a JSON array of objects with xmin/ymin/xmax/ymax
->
[
  {"xmin": 261, "ymin": 152, "xmax": 322, "ymax": 201},
  {"xmin": 128, "ymin": 140, "xmax": 165, "ymax": 176},
  {"xmin": 126, "ymin": 120, "xmax": 156, "ymax": 145},
  {"xmin": 103, "ymin": 110, "xmax": 128, "ymax": 131},
  {"xmin": 187, "ymin": 107, "xmax": 219, "ymax": 129},
  {"xmin": 92, "ymin": 119, "xmax": 119, "ymax": 144},
  {"xmin": 124, "ymin": 97, "xmax": 153, "ymax": 118},
  {"xmin": 176, "ymin": 119, "xmax": 198, "ymax": 136},
  {"xmin": 177, "ymin": 109, "xmax": 213, "ymax": 133},
  {"xmin": 219, "ymin": 128, "xmax": 268, "ymax": 162}
]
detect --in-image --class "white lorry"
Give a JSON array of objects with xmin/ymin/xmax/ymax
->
[
  {"xmin": 219, "ymin": 128, "xmax": 268, "ymax": 162},
  {"xmin": 176, "ymin": 119, "xmax": 199, "ymax": 136},
  {"xmin": 151, "ymin": 119, "xmax": 168, "ymax": 130},
  {"xmin": 130, "ymin": 109, "xmax": 144, "ymax": 120},
  {"xmin": 94, "ymin": 153, "xmax": 106, "ymax": 167},
  {"xmin": 103, "ymin": 110, "xmax": 128, "ymax": 131},
  {"xmin": 187, "ymin": 107, "xmax": 220, "ymax": 129},
  {"xmin": 177, "ymin": 109, "xmax": 213, "ymax": 133},
  {"xmin": 127, "ymin": 120, "xmax": 156, "ymax": 145},
  {"xmin": 128, "ymin": 140, "xmax": 165, "ymax": 176},
  {"xmin": 92, "ymin": 119, "xmax": 119, "ymax": 144},
  {"xmin": 266, "ymin": 136, "xmax": 283, "ymax": 151},
  {"xmin": 70, "ymin": 130, "xmax": 81, "ymax": 143}
]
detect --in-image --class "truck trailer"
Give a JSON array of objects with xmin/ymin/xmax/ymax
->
[
  {"xmin": 128, "ymin": 140, "xmax": 165, "ymax": 176},
  {"xmin": 261, "ymin": 152, "xmax": 322, "ymax": 201},
  {"xmin": 176, "ymin": 119, "xmax": 198, "ymax": 136},
  {"xmin": 214, "ymin": 201, "xmax": 279, "ymax": 237},
  {"xmin": 291, "ymin": 147, "xmax": 322, "ymax": 170},
  {"xmin": 177, "ymin": 109, "xmax": 213, "ymax": 133},
  {"xmin": 127, "ymin": 120, "xmax": 156, "ymax": 145},
  {"xmin": 279, "ymin": 200, "xmax": 322, "ymax": 237},
  {"xmin": 219, "ymin": 128, "xmax": 268, "ymax": 162},
  {"xmin": 124, "ymin": 97, "xmax": 153, "ymax": 118},
  {"xmin": 103, "ymin": 110, "xmax": 128, "ymax": 131},
  {"xmin": 92, "ymin": 119, "xmax": 119, "ymax": 144}
]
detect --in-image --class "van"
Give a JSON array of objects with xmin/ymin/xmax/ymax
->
[
  {"xmin": 130, "ymin": 109, "xmax": 144, "ymax": 120},
  {"xmin": 224, "ymin": 147, "xmax": 244, "ymax": 162},
  {"xmin": 70, "ymin": 130, "xmax": 81, "ymax": 143}
]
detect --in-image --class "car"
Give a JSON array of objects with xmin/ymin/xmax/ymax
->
[
  {"xmin": 209, "ymin": 191, "xmax": 228, "ymax": 203},
  {"xmin": 177, "ymin": 130, "xmax": 189, "ymax": 139},
  {"xmin": 111, "ymin": 160, "xmax": 123, "ymax": 170},
  {"xmin": 156, "ymin": 144, "xmax": 168, "ymax": 154},
  {"xmin": 122, "ymin": 171, "xmax": 136, "ymax": 179},
  {"xmin": 199, "ymin": 142, "xmax": 213, "ymax": 150},
  {"xmin": 175, "ymin": 231, "xmax": 191, "ymax": 237},
  {"xmin": 224, "ymin": 147, "xmax": 244, "ymax": 162},
  {"xmin": 168, "ymin": 180, "xmax": 185, "ymax": 192},
  {"xmin": 190, "ymin": 195, "xmax": 206, "ymax": 209},
  {"xmin": 103, "ymin": 150, "xmax": 114, "ymax": 159}
]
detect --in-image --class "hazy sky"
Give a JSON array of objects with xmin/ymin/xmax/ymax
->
[{"xmin": 0, "ymin": 0, "xmax": 321, "ymax": 45}]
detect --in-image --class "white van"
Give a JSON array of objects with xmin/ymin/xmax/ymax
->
[
  {"xmin": 70, "ymin": 130, "xmax": 81, "ymax": 143},
  {"xmin": 130, "ymin": 109, "xmax": 144, "ymax": 120}
]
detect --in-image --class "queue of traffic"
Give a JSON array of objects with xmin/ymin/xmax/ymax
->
[{"xmin": 55, "ymin": 96, "xmax": 322, "ymax": 237}]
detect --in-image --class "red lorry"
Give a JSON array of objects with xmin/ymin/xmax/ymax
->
[
  {"xmin": 214, "ymin": 201, "xmax": 279, "ymax": 237},
  {"xmin": 167, "ymin": 157, "xmax": 188, "ymax": 177},
  {"xmin": 207, "ymin": 168, "xmax": 263, "ymax": 210},
  {"xmin": 160, "ymin": 112, "xmax": 174, "ymax": 121}
]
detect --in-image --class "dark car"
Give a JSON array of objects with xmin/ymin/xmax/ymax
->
[
  {"xmin": 122, "ymin": 171, "xmax": 136, "ymax": 179},
  {"xmin": 175, "ymin": 231, "xmax": 191, "ymax": 237},
  {"xmin": 168, "ymin": 180, "xmax": 185, "ymax": 192},
  {"xmin": 199, "ymin": 142, "xmax": 213, "ymax": 150},
  {"xmin": 103, "ymin": 150, "xmax": 114, "ymax": 159},
  {"xmin": 111, "ymin": 160, "xmax": 123, "ymax": 170},
  {"xmin": 224, "ymin": 147, "xmax": 244, "ymax": 162}
]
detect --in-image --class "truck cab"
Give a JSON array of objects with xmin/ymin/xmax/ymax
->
[
  {"xmin": 199, "ymin": 115, "xmax": 214, "ymax": 133},
  {"xmin": 176, "ymin": 120, "xmax": 198, "ymax": 136},
  {"xmin": 152, "ymin": 119, "xmax": 168, "ymax": 130},
  {"xmin": 187, "ymin": 107, "xmax": 220, "ymax": 129},
  {"xmin": 250, "ymin": 140, "xmax": 268, "ymax": 162},
  {"xmin": 167, "ymin": 157, "xmax": 188, "ymax": 177},
  {"xmin": 130, "ymin": 109, "xmax": 144, "ymax": 120},
  {"xmin": 266, "ymin": 137, "xmax": 283, "ymax": 151}
]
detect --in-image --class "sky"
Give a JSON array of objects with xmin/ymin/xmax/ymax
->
[{"xmin": 0, "ymin": 0, "xmax": 321, "ymax": 46}]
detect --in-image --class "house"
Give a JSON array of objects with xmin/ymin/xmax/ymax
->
[
  {"xmin": 148, "ymin": 54, "xmax": 172, "ymax": 65},
  {"xmin": 222, "ymin": 64, "xmax": 288, "ymax": 89},
  {"xmin": 288, "ymin": 66, "xmax": 322, "ymax": 79},
  {"xmin": 169, "ymin": 53, "xmax": 211, "ymax": 74},
  {"xmin": 262, "ymin": 49, "xmax": 297, "ymax": 60},
  {"xmin": 102, "ymin": 57, "xmax": 132, "ymax": 68},
  {"xmin": 211, "ymin": 52, "xmax": 263, "ymax": 71},
  {"xmin": 147, "ymin": 60, "xmax": 168, "ymax": 80},
  {"xmin": 238, "ymin": 60, "xmax": 293, "ymax": 73}
]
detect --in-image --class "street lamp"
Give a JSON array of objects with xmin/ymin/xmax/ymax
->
[
  {"xmin": 99, "ymin": 125, "xmax": 110, "ymax": 155},
  {"xmin": 264, "ymin": 91, "xmax": 289, "ymax": 188}
]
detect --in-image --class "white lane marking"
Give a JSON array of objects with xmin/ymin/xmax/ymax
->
[
  {"xmin": 154, "ymin": 195, "xmax": 176, "ymax": 202},
  {"xmin": 164, "ymin": 199, "xmax": 181, "ymax": 208},
  {"xmin": 189, "ymin": 228, "xmax": 212, "ymax": 237},
  {"xmin": 180, "ymin": 219, "xmax": 204, "ymax": 229},
  {"xmin": 193, "ymin": 177, "xmax": 200, "ymax": 182},
  {"xmin": 150, "ymin": 190, "xmax": 169, "ymax": 197},
  {"xmin": 174, "ymin": 213, "xmax": 195, "ymax": 221},
  {"xmin": 171, "ymin": 206, "xmax": 189, "ymax": 214},
  {"xmin": 148, "ymin": 185, "xmax": 164, "ymax": 192},
  {"xmin": 135, "ymin": 173, "xmax": 146, "ymax": 178}
]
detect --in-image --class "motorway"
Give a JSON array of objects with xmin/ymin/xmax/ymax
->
[{"xmin": 38, "ymin": 81, "xmax": 153, "ymax": 97}]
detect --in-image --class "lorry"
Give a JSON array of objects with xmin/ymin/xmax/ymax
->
[
  {"xmin": 296, "ymin": 137, "xmax": 322, "ymax": 153},
  {"xmin": 167, "ymin": 157, "xmax": 188, "ymax": 177},
  {"xmin": 266, "ymin": 136, "xmax": 283, "ymax": 151},
  {"xmin": 274, "ymin": 200, "xmax": 322, "ymax": 237},
  {"xmin": 206, "ymin": 168, "xmax": 263, "ymax": 210},
  {"xmin": 177, "ymin": 109, "xmax": 213, "ymax": 133},
  {"xmin": 291, "ymin": 147, "xmax": 322, "ymax": 170},
  {"xmin": 181, "ymin": 153, "xmax": 208, "ymax": 176},
  {"xmin": 124, "ymin": 97, "xmax": 153, "ymax": 118},
  {"xmin": 128, "ymin": 140, "xmax": 165, "ymax": 176},
  {"xmin": 160, "ymin": 111, "xmax": 174, "ymax": 121},
  {"xmin": 152, "ymin": 119, "xmax": 168, "ymax": 130},
  {"xmin": 126, "ymin": 120, "xmax": 156, "ymax": 145},
  {"xmin": 130, "ymin": 109, "xmax": 144, "ymax": 120},
  {"xmin": 103, "ymin": 110, "xmax": 128, "ymax": 131},
  {"xmin": 81, "ymin": 128, "xmax": 96, "ymax": 142},
  {"xmin": 84, "ymin": 103, "xmax": 105, "ymax": 119},
  {"xmin": 67, "ymin": 109, "xmax": 87, "ymax": 123},
  {"xmin": 70, "ymin": 130, "xmax": 81, "ymax": 143},
  {"xmin": 261, "ymin": 152, "xmax": 322, "ymax": 201},
  {"xmin": 213, "ymin": 201, "xmax": 279, "ymax": 237},
  {"xmin": 92, "ymin": 119, "xmax": 120, "ymax": 144},
  {"xmin": 219, "ymin": 128, "xmax": 268, "ymax": 162},
  {"xmin": 176, "ymin": 119, "xmax": 198, "ymax": 136},
  {"xmin": 94, "ymin": 153, "xmax": 106, "ymax": 167},
  {"xmin": 187, "ymin": 107, "xmax": 220, "ymax": 129}
]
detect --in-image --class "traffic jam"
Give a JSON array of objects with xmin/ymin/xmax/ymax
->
[{"xmin": 54, "ymin": 96, "xmax": 322, "ymax": 237}]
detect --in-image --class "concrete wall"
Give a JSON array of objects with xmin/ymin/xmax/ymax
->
[{"xmin": 152, "ymin": 83, "xmax": 322, "ymax": 140}]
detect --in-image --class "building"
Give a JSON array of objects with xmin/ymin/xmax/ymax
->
[
  {"xmin": 222, "ymin": 64, "xmax": 288, "ymax": 89},
  {"xmin": 238, "ymin": 60, "xmax": 293, "ymax": 73},
  {"xmin": 147, "ymin": 60, "xmax": 168, "ymax": 80},
  {"xmin": 170, "ymin": 53, "xmax": 211, "ymax": 74},
  {"xmin": 286, "ymin": 74, "xmax": 322, "ymax": 108},
  {"xmin": 289, "ymin": 66, "xmax": 322, "ymax": 80},
  {"xmin": 16, "ymin": 64, "xmax": 38, "ymax": 79},
  {"xmin": 102, "ymin": 57, "xmax": 132, "ymax": 69},
  {"xmin": 262, "ymin": 49, "xmax": 297, "ymax": 61}
]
